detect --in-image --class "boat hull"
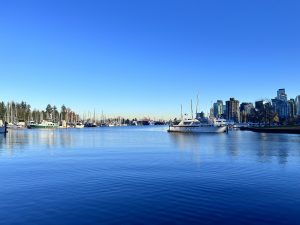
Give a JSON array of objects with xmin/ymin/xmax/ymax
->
[
  {"xmin": 168, "ymin": 126, "xmax": 227, "ymax": 133},
  {"xmin": 28, "ymin": 125, "xmax": 59, "ymax": 129}
]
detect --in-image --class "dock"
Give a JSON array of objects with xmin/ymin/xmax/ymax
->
[{"xmin": 243, "ymin": 126, "xmax": 300, "ymax": 134}]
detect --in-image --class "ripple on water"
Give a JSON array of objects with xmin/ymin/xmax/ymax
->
[{"xmin": 0, "ymin": 128, "xmax": 300, "ymax": 225}]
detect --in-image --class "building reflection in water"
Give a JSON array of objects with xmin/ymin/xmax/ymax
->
[
  {"xmin": 256, "ymin": 133, "xmax": 300, "ymax": 164},
  {"xmin": 1, "ymin": 129, "xmax": 300, "ymax": 165},
  {"xmin": 168, "ymin": 131, "xmax": 300, "ymax": 165},
  {"xmin": 168, "ymin": 132, "xmax": 229, "ymax": 164}
]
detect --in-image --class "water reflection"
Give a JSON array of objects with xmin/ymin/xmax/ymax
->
[
  {"xmin": 168, "ymin": 132, "xmax": 229, "ymax": 164},
  {"xmin": 0, "ymin": 129, "xmax": 76, "ymax": 156},
  {"xmin": 1, "ymin": 129, "xmax": 300, "ymax": 165},
  {"xmin": 255, "ymin": 133, "xmax": 300, "ymax": 164},
  {"xmin": 168, "ymin": 131, "xmax": 300, "ymax": 165}
]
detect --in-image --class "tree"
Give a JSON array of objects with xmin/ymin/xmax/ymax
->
[
  {"xmin": 46, "ymin": 104, "xmax": 53, "ymax": 120},
  {"xmin": 53, "ymin": 106, "xmax": 59, "ymax": 122},
  {"xmin": 61, "ymin": 105, "xmax": 67, "ymax": 121},
  {"xmin": 0, "ymin": 101, "xmax": 6, "ymax": 121}
]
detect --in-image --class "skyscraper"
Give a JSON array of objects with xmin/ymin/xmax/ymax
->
[
  {"xmin": 272, "ymin": 89, "xmax": 289, "ymax": 120},
  {"xmin": 240, "ymin": 102, "xmax": 254, "ymax": 123},
  {"xmin": 288, "ymin": 99, "xmax": 296, "ymax": 118},
  {"xmin": 226, "ymin": 98, "xmax": 240, "ymax": 123},
  {"xmin": 277, "ymin": 89, "xmax": 288, "ymax": 101},
  {"xmin": 255, "ymin": 100, "xmax": 265, "ymax": 112},
  {"xmin": 213, "ymin": 100, "xmax": 223, "ymax": 118},
  {"xmin": 296, "ymin": 96, "xmax": 300, "ymax": 116}
]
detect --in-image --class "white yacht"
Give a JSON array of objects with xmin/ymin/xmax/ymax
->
[
  {"xmin": 168, "ymin": 118, "xmax": 227, "ymax": 133},
  {"xmin": 75, "ymin": 122, "xmax": 85, "ymax": 128}
]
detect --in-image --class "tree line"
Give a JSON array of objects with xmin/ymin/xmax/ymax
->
[{"xmin": 0, "ymin": 101, "xmax": 79, "ymax": 124}]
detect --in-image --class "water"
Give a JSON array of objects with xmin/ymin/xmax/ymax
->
[{"xmin": 0, "ymin": 127, "xmax": 300, "ymax": 225}]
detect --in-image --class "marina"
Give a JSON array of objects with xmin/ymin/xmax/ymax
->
[{"xmin": 1, "ymin": 1, "xmax": 300, "ymax": 224}]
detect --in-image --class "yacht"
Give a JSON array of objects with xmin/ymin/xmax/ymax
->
[
  {"xmin": 28, "ymin": 120, "xmax": 59, "ymax": 129},
  {"xmin": 168, "ymin": 118, "xmax": 227, "ymax": 133},
  {"xmin": 75, "ymin": 122, "xmax": 85, "ymax": 128},
  {"xmin": 84, "ymin": 122, "xmax": 97, "ymax": 128}
]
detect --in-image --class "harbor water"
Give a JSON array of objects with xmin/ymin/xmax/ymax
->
[{"xmin": 0, "ymin": 127, "xmax": 300, "ymax": 225}]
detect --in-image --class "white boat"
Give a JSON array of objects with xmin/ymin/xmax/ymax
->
[
  {"xmin": 168, "ymin": 118, "xmax": 227, "ymax": 133},
  {"xmin": 75, "ymin": 122, "xmax": 85, "ymax": 128},
  {"xmin": 28, "ymin": 120, "xmax": 59, "ymax": 129}
]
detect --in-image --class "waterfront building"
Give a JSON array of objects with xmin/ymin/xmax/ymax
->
[
  {"xmin": 288, "ymin": 99, "xmax": 297, "ymax": 118},
  {"xmin": 272, "ymin": 89, "xmax": 289, "ymax": 120},
  {"xmin": 277, "ymin": 88, "xmax": 288, "ymax": 101},
  {"xmin": 240, "ymin": 102, "xmax": 254, "ymax": 123},
  {"xmin": 222, "ymin": 104, "xmax": 226, "ymax": 114},
  {"xmin": 213, "ymin": 100, "xmax": 223, "ymax": 118},
  {"xmin": 196, "ymin": 112, "xmax": 205, "ymax": 120},
  {"xmin": 255, "ymin": 100, "xmax": 265, "ymax": 112},
  {"xmin": 296, "ymin": 95, "xmax": 300, "ymax": 115},
  {"xmin": 209, "ymin": 107, "xmax": 215, "ymax": 119},
  {"xmin": 226, "ymin": 98, "xmax": 240, "ymax": 123},
  {"xmin": 272, "ymin": 99, "xmax": 289, "ymax": 120}
]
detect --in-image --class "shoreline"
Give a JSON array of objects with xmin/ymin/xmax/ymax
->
[{"xmin": 241, "ymin": 126, "xmax": 300, "ymax": 134}]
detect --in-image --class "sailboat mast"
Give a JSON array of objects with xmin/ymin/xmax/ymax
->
[
  {"xmin": 196, "ymin": 94, "xmax": 199, "ymax": 116},
  {"xmin": 11, "ymin": 103, "xmax": 13, "ymax": 124},
  {"xmin": 191, "ymin": 99, "xmax": 193, "ymax": 119},
  {"xmin": 93, "ymin": 109, "xmax": 96, "ymax": 123}
]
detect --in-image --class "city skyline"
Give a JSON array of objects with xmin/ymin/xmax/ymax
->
[
  {"xmin": 1, "ymin": 0, "xmax": 300, "ymax": 118},
  {"xmin": 1, "ymin": 88, "xmax": 299, "ymax": 121}
]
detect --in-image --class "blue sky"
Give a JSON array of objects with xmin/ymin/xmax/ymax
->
[{"xmin": 0, "ymin": 0, "xmax": 299, "ymax": 119}]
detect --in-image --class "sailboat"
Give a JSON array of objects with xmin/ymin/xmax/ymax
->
[
  {"xmin": 99, "ymin": 110, "xmax": 109, "ymax": 127},
  {"xmin": 84, "ymin": 110, "xmax": 97, "ymax": 127}
]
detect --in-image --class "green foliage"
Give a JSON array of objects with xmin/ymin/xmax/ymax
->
[{"xmin": 0, "ymin": 101, "xmax": 6, "ymax": 121}]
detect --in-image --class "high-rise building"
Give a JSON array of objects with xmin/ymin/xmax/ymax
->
[
  {"xmin": 209, "ymin": 107, "xmax": 214, "ymax": 119},
  {"xmin": 277, "ymin": 89, "xmax": 288, "ymax": 101},
  {"xmin": 296, "ymin": 96, "xmax": 300, "ymax": 115},
  {"xmin": 223, "ymin": 104, "xmax": 226, "ymax": 114},
  {"xmin": 226, "ymin": 98, "xmax": 240, "ymax": 123},
  {"xmin": 240, "ymin": 102, "xmax": 254, "ymax": 123},
  {"xmin": 213, "ymin": 100, "xmax": 223, "ymax": 118},
  {"xmin": 196, "ymin": 112, "xmax": 205, "ymax": 120},
  {"xmin": 255, "ymin": 100, "xmax": 265, "ymax": 112},
  {"xmin": 288, "ymin": 99, "xmax": 297, "ymax": 118},
  {"xmin": 272, "ymin": 89, "xmax": 289, "ymax": 119}
]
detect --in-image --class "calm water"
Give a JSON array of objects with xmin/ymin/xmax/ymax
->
[{"xmin": 0, "ymin": 127, "xmax": 300, "ymax": 225}]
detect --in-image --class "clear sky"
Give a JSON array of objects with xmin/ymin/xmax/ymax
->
[{"xmin": 0, "ymin": 0, "xmax": 299, "ymax": 119}]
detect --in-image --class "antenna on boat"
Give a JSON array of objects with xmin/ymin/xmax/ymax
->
[
  {"xmin": 181, "ymin": 104, "xmax": 183, "ymax": 120},
  {"xmin": 191, "ymin": 99, "xmax": 194, "ymax": 119}
]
